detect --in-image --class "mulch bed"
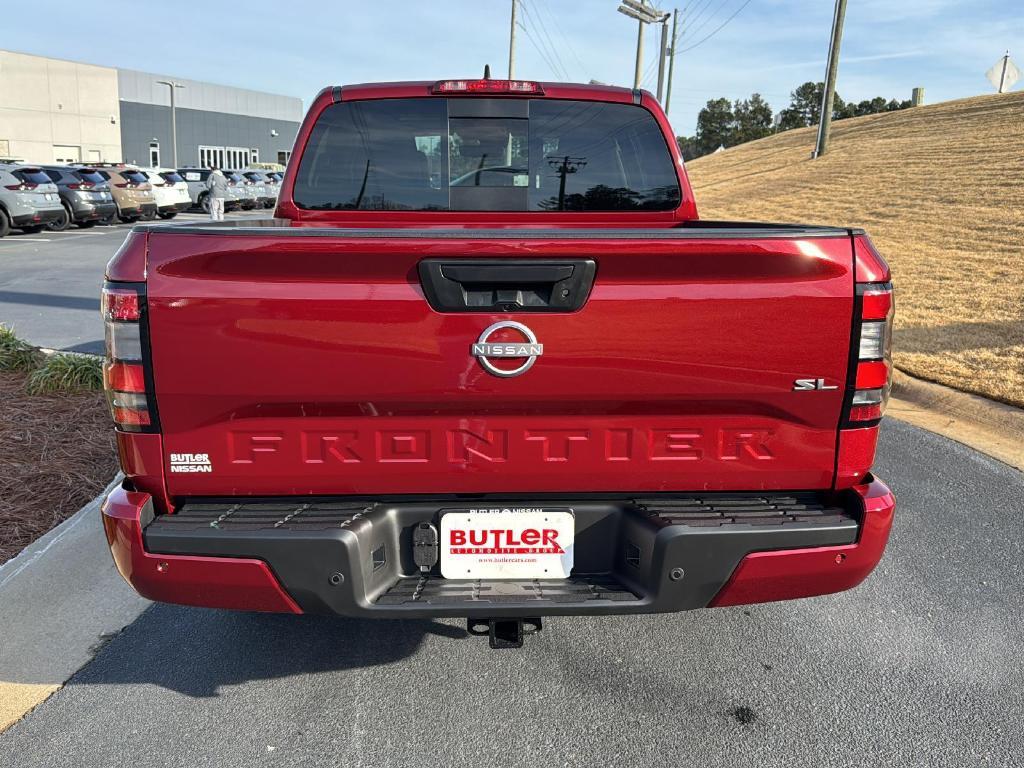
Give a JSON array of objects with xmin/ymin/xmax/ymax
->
[{"xmin": 0, "ymin": 371, "xmax": 118, "ymax": 565}]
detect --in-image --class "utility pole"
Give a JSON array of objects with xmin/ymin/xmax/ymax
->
[
  {"xmin": 664, "ymin": 9, "xmax": 679, "ymax": 114},
  {"xmin": 656, "ymin": 16, "xmax": 669, "ymax": 101},
  {"xmin": 508, "ymin": 0, "xmax": 517, "ymax": 79},
  {"xmin": 634, "ymin": 3, "xmax": 645, "ymax": 88},
  {"xmin": 618, "ymin": 0, "xmax": 670, "ymax": 91},
  {"xmin": 813, "ymin": 0, "xmax": 847, "ymax": 158},
  {"xmin": 156, "ymin": 80, "xmax": 184, "ymax": 167}
]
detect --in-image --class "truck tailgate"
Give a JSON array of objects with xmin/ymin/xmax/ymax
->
[{"xmin": 145, "ymin": 226, "xmax": 854, "ymax": 496}]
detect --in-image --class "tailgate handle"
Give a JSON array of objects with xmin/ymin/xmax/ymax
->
[{"xmin": 418, "ymin": 259, "xmax": 596, "ymax": 312}]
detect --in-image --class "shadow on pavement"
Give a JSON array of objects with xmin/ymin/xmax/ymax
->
[
  {"xmin": 0, "ymin": 290, "xmax": 97, "ymax": 312},
  {"xmin": 67, "ymin": 604, "xmax": 466, "ymax": 698},
  {"xmin": 61, "ymin": 340, "xmax": 104, "ymax": 354}
]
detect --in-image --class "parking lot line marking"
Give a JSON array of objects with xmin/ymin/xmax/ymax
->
[
  {"xmin": 1, "ymin": 237, "xmax": 51, "ymax": 242},
  {"xmin": 52, "ymin": 233, "xmax": 119, "ymax": 241}
]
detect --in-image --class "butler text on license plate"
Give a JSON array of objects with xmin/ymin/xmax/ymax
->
[{"xmin": 440, "ymin": 508, "xmax": 574, "ymax": 580}]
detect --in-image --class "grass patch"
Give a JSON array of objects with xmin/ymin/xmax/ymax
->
[
  {"xmin": 687, "ymin": 91, "xmax": 1024, "ymax": 408},
  {"xmin": 0, "ymin": 325, "xmax": 44, "ymax": 373},
  {"xmin": 26, "ymin": 353, "xmax": 104, "ymax": 395}
]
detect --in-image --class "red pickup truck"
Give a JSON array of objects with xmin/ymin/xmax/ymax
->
[{"xmin": 100, "ymin": 79, "xmax": 895, "ymax": 647}]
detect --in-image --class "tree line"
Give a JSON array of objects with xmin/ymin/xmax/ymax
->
[{"xmin": 678, "ymin": 81, "xmax": 913, "ymax": 160}]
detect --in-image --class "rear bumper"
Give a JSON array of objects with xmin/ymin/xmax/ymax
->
[
  {"xmin": 101, "ymin": 479, "xmax": 894, "ymax": 618},
  {"xmin": 12, "ymin": 208, "xmax": 63, "ymax": 226},
  {"xmin": 70, "ymin": 200, "xmax": 117, "ymax": 220},
  {"xmin": 157, "ymin": 202, "xmax": 191, "ymax": 213}
]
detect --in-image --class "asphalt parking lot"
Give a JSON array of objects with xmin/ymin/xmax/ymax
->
[
  {"xmin": 0, "ymin": 210, "xmax": 269, "ymax": 353},
  {"xmin": 0, "ymin": 420, "xmax": 1021, "ymax": 767}
]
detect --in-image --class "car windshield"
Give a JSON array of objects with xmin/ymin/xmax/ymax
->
[
  {"xmin": 223, "ymin": 172, "xmax": 243, "ymax": 182},
  {"xmin": 292, "ymin": 97, "xmax": 680, "ymax": 212},
  {"xmin": 244, "ymin": 172, "xmax": 264, "ymax": 182},
  {"xmin": 121, "ymin": 170, "xmax": 149, "ymax": 184},
  {"xmin": 159, "ymin": 171, "xmax": 184, "ymax": 183}
]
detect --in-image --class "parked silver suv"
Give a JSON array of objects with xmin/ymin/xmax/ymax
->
[
  {"xmin": 241, "ymin": 169, "xmax": 278, "ymax": 208},
  {"xmin": 0, "ymin": 163, "xmax": 64, "ymax": 236}
]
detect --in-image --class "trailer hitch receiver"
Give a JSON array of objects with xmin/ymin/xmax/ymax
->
[{"xmin": 468, "ymin": 617, "xmax": 543, "ymax": 649}]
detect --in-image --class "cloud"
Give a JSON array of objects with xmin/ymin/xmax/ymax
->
[{"xmin": 760, "ymin": 51, "xmax": 928, "ymax": 72}]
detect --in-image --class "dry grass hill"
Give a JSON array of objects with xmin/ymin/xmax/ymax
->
[{"xmin": 686, "ymin": 91, "xmax": 1024, "ymax": 408}]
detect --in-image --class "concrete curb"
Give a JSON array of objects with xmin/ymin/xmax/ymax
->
[
  {"xmin": 0, "ymin": 475, "xmax": 150, "ymax": 732},
  {"xmin": 889, "ymin": 369, "xmax": 1024, "ymax": 472}
]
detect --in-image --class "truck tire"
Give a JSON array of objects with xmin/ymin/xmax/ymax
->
[
  {"xmin": 0, "ymin": 209, "xmax": 10, "ymax": 238},
  {"xmin": 199, "ymin": 193, "xmax": 211, "ymax": 214},
  {"xmin": 141, "ymin": 208, "xmax": 156, "ymax": 222},
  {"xmin": 157, "ymin": 211, "xmax": 178, "ymax": 220},
  {"xmin": 47, "ymin": 204, "xmax": 72, "ymax": 232}
]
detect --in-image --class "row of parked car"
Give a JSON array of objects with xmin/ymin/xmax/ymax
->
[{"xmin": 0, "ymin": 161, "xmax": 284, "ymax": 236}]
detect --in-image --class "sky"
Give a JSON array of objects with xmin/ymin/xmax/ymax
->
[{"xmin": 9, "ymin": 0, "xmax": 1022, "ymax": 135}]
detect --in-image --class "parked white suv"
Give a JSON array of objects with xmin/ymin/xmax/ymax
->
[{"xmin": 143, "ymin": 168, "xmax": 192, "ymax": 220}]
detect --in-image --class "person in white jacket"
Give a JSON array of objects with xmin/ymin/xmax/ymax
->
[{"xmin": 206, "ymin": 166, "xmax": 228, "ymax": 221}]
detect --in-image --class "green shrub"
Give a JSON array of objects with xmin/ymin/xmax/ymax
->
[
  {"xmin": 0, "ymin": 324, "xmax": 44, "ymax": 372},
  {"xmin": 26, "ymin": 353, "xmax": 104, "ymax": 394}
]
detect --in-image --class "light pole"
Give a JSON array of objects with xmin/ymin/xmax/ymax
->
[
  {"xmin": 156, "ymin": 80, "xmax": 184, "ymax": 167},
  {"xmin": 617, "ymin": 0, "xmax": 670, "ymax": 92}
]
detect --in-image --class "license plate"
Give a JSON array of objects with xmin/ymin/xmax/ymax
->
[{"xmin": 440, "ymin": 508, "xmax": 574, "ymax": 580}]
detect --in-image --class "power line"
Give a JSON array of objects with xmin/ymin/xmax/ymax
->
[
  {"xmin": 682, "ymin": 0, "xmax": 730, "ymax": 40},
  {"xmin": 519, "ymin": 0, "xmax": 570, "ymax": 80},
  {"xmin": 516, "ymin": 16, "xmax": 564, "ymax": 78},
  {"xmin": 678, "ymin": 0, "xmax": 753, "ymax": 53},
  {"xmin": 679, "ymin": 0, "xmax": 719, "ymax": 37},
  {"xmin": 534, "ymin": 0, "xmax": 590, "ymax": 81},
  {"xmin": 521, "ymin": 0, "xmax": 568, "ymax": 79}
]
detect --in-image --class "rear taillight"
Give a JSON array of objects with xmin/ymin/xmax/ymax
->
[
  {"xmin": 102, "ymin": 282, "xmax": 157, "ymax": 432},
  {"xmin": 846, "ymin": 282, "xmax": 894, "ymax": 425},
  {"xmin": 4, "ymin": 183, "xmax": 37, "ymax": 191},
  {"xmin": 67, "ymin": 182, "xmax": 95, "ymax": 190}
]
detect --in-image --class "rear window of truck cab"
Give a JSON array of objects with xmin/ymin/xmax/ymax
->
[{"xmin": 292, "ymin": 98, "xmax": 681, "ymax": 212}]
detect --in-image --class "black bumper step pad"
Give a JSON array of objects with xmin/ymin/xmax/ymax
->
[
  {"xmin": 142, "ymin": 492, "xmax": 861, "ymax": 616},
  {"xmin": 634, "ymin": 493, "xmax": 853, "ymax": 528},
  {"xmin": 152, "ymin": 501, "xmax": 370, "ymax": 532},
  {"xmin": 377, "ymin": 576, "xmax": 639, "ymax": 606}
]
